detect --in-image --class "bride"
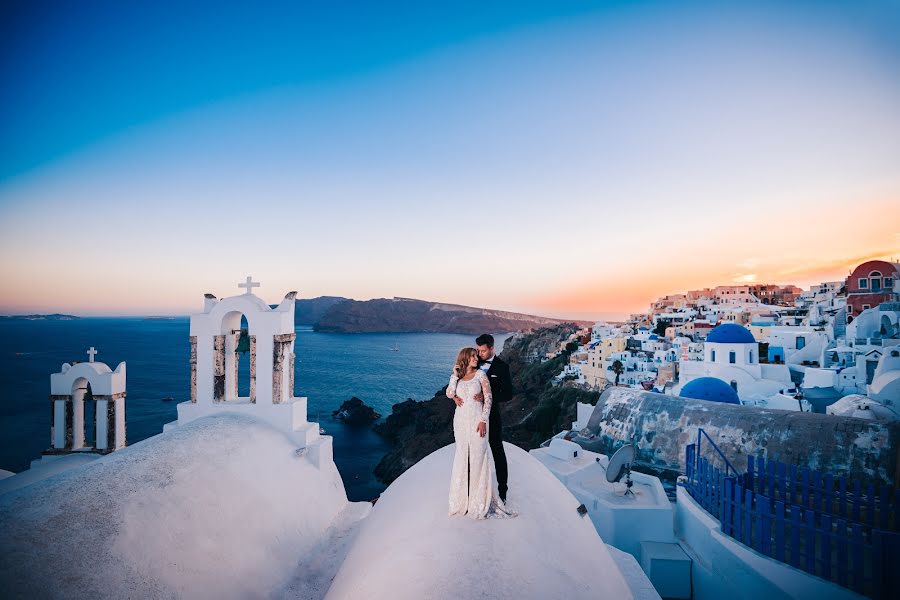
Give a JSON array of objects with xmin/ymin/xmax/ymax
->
[{"xmin": 446, "ymin": 347, "xmax": 516, "ymax": 519}]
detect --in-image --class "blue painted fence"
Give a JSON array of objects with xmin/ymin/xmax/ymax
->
[{"xmin": 684, "ymin": 436, "xmax": 900, "ymax": 599}]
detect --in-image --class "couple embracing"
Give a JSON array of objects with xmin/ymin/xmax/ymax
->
[{"xmin": 446, "ymin": 334, "xmax": 516, "ymax": 520}]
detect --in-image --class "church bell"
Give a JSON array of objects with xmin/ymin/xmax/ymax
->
[{"xmin": 235, "ymin": 328, "xmax": 251, "ymax": 353}]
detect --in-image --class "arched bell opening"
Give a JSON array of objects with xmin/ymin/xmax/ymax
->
[
  {"xmin": 218, "ymin": 310, "xmax": 256, "ymax": 403},
  {"xmin": 70, "ymin": 377, "xmax": 96, "ymax": 450}
]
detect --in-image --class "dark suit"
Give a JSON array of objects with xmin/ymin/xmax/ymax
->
[{"xmin": 482, "ymin": 355, "xmax": 511, "ymax": 500}]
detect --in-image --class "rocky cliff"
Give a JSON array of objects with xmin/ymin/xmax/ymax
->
[{"xmin": 315, "ymin": 297, "xmax": 583, "ymax": 334}]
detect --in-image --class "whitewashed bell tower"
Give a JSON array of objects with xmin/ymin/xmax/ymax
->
[
  {"xmin": 174, "ymin": 277, "xmax": 324, "ymax": 456},
  {"xmin": 47, "ymin": 347, "xmax": 127, "ymax": 454}
]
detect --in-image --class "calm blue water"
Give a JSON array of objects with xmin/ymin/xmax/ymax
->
[{"xmin": 0, "ymin": 318, "xmax": 507, "ymax": 500}]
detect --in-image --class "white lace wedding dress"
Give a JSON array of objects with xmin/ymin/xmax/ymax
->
[{"xmin": 446, "ymin": 371, "xmax": 516, "ymax": 519}]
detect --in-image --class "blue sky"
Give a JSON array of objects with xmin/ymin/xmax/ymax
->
[
  {"xmin": 1, "ymin": 1, "xmax": 899, "ymax": 318},
  {"xmin": 1, "ymin": 0, "xmax": 610, "ymax": 178}
]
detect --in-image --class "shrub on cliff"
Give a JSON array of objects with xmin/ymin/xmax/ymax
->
[{"xmin": 513, "ymin": 356, "xmax": 567, "ymax": 395}]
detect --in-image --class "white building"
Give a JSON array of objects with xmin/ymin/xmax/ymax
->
[
  {"xmin": 606, "ymin": 350, "xmax": 660, "ymax": 389},
  {"xmin": 672, "ymin": 336, "xmax": 704, "ymax": 362},
  {"xmin": 847, "ymin": 303, "xmax": 900, "ymax": 348},
  {"xmin": 591, "ymin": 321, "xmax": 617, "ymax": 340},
  {"xmin": 676, "ymin": 324, "xmax": 793, "ymax": 406},
  {"xmin": 868, "ymin": 345, "xmax": 900, "ymax": 405},
  {"xmin": 765, "ymin": 326, "xmax": 829, "ymax": 366},
  {"xmin": 652, "ymin": 308, "xmax": 697, "ymax": 326}
]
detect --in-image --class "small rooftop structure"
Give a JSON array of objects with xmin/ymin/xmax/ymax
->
[{"xmin": 531, "ymin": 442, "xmax": 675, "ymax": 560}]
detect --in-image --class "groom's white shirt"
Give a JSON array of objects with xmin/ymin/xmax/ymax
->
[{"xmin": 479, "ymin": 355, "xmax": 494, "ymax": 373}]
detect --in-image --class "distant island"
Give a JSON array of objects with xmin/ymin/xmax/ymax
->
[
  {"xmin": 0, "ymin": 297, "xmax": 582, "ymax": 335},
  {"xmin": 300, "ymin": 296, "xmax": 586, "ymax": 334},
  {"xmin": 0, "ymin": 314, "xmax": 80, "ymax": 321}
]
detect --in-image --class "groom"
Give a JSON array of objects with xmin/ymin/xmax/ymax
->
[{"xmin": 476, "ymin": 333, "xmax": 512, "ymax": 502}]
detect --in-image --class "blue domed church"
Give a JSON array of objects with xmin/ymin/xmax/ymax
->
[{"xmin": 675, "ymin": 324, "xmax": 793, "ymax": 407}]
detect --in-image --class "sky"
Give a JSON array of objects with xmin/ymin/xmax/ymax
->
[{"xmin": 1, "ymin": 0, "xmax": 899, "ymax": 319}]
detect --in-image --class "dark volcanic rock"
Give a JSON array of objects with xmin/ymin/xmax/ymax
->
[
  {"xmin": 373, "ymin": 393, "xmax": 456, "ymax": 485},
  {"xmin": 315, "ymin": 297, "xmax": 586, "ymax": 334},
  {"xmin": 372, "ymin": 323, "xmax": 598, "ymax": 485},
  {"xmin": 332, "ymin": 397, "xmax": 381, "ymax": 426}
]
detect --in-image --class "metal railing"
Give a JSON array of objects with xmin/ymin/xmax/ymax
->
[{"xmin": 683, "ymin": 435, "xmax": 899, "ymax": 598}]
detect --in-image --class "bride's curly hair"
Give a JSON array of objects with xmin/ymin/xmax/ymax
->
[{"xmin": 454, "ymin": 347, "xmax": 478, "ymax": 377}]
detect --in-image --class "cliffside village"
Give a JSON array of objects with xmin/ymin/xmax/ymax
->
[{"xmin": 546, "ymin": 259, "xmax": 900, "ymax": 419}]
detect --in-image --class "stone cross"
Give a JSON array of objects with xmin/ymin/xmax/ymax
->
[
  {"xmin": 87, "ymin": 347, "xmax": 98, "ymax": 363},
  {"xmin": 238, "ymin": 276, "xmax": 260, "ymax": 295}
]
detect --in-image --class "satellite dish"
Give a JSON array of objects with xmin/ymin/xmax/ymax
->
[{"xmin": 606, "ymin": 444, "xmax": 636, "ymax": 497}]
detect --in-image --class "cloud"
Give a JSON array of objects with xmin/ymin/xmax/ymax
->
[{"xmin": 775, "ymin": 248, "xmax": 900, "ymax": 279}]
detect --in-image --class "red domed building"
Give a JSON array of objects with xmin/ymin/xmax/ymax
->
[{"xmin": 845, "ymin": 260, "xmax": 899, "ymax": 319}]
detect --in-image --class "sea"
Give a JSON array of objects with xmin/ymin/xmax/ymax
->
[{"xmin": 0, "ymin": 318, "xmax": 509, "ymax": 501}]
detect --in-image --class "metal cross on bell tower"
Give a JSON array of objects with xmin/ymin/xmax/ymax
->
[{"xmin": 238, "ymin": 276, "xmax": 260, "ymax": 295}]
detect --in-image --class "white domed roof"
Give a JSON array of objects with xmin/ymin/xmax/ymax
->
[
  {"xmin": 0, "ymin": 414, "xmax": 350, "ymax": 597},
  {"xmin": 325, "ymin": 443, "xmax": 632, "ymax": 599},
  {"xmin": 827, "ymin": 395, "xmax": 898, "ymax": 421}
]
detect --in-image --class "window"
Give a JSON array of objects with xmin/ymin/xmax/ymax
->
[
  {"xmin": 848, "ymin": 305, "xmax": 853, "ymax": 314},
  {"xmin": 749, "ymin": 350, "xmax": 754, "ymax": 363},
  {"xmin": 729, "ymin": 351, "xmax": 736, "ymax": 364},
  {"xmin": 886, "ymin": 278, "xmax": 894, "ymax": 289},
  {"xmin": 796, "ymin": 336, "xmax": 805, "ymax": 350},
  {"xmin": 870, "ymin": 271, "xmax": 882, "ymax": 292},
  {"xmin": 858, "ymin": 278, "xmax": 868, "ymax": 289},
  {"xmin": 730, "ymin": 380, "xmax": 738, "ymax": 392},
  {"xmin": 862, "ymin": 304, "xmax": 870, "ymax": 311},
  {"xmin": 711, "ymin": 350, "xmax": 716, "ymax": 362}
]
